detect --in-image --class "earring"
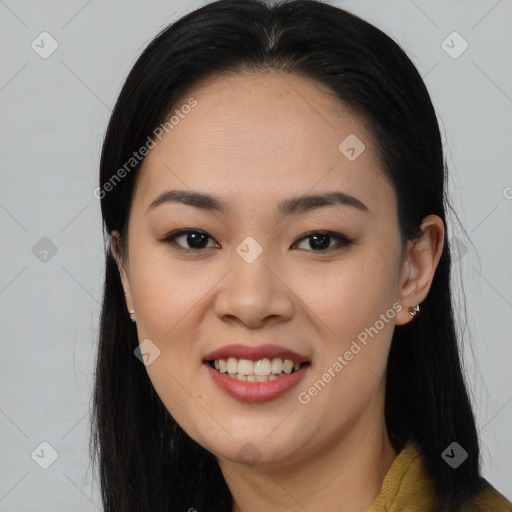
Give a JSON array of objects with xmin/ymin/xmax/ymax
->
[
  {"xmin": 409, "ymin": 304, "xmax": 420, "ymax": 317},
  {"xmin": 128, "ymin": 309, "xmax": 136, "ymax": 323}
]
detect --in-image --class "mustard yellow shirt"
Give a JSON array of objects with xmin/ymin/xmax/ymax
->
[{"xmin": 368, "ymin": 440, "xmax": 512, "ymax": 511}]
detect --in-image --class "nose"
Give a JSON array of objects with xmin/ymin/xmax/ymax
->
[{"xmin": 213, "ymin": 249, "xmax": 295, "ymax": 329}]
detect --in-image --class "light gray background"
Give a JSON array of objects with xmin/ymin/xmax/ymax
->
[{"xmin": 1, "ymin": 0, "xmax": 511, "ymax": 510}]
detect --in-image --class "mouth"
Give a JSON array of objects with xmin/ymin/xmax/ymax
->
[
  {"xmin": 202, "ymin": 344, "xmax": 311, "ymax": 402},
  {"xmin": 206, "ymin": 357, "xmax": 311, "ymax": 382},
  {"xmin": 204, "ymin": 357, "xmax": 311, "ymax": 403}
]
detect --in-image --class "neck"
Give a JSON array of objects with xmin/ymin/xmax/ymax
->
[{"xmin": 218, "ymin": 398, "xmax": 397, "ymax": 512}]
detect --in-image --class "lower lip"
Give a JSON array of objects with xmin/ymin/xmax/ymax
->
[{"xmin": 204, "ymin": 362, "xmax": 310, "ymax": 403}]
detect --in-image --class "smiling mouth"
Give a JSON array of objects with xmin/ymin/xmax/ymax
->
[{"xmin": 206, "ymin": 357, "xmax": 310, "ymax": 382}]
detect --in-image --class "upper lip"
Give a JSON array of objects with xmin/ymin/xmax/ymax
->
[{"xmin": 204, "ymin": 344, "xmax": 310, "ymax": 362}]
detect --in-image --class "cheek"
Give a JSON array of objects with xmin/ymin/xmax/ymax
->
[
  {"xmin": 128, "ymin": 254, "xmax": 210, "ymax": 435},
  {"xmin": 295, "ymin": 255, "xmax": 399, "ymax": 439},
  {"xmin": 295, "ymin": 240, "xmax": 401, "ymax": 418},
  {"xmin": 126, "ymin": 259, "xmax": 213, "ymax": 429},
  {"xmin": 295, "ymin": 244, "xmax": 401, "ymax": 344},
  {"xmin": 129, "ymin": 247, "xmax": 208, "ymax": 336}
]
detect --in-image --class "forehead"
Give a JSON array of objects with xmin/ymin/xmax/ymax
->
[{"xmin": 133, "ymin": 70, "xmax": 391, "ymax": 214}]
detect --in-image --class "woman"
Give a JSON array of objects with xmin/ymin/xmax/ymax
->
[{"xmin": 90, "ymin": 0, "xmax": 511, "ymax": 510}]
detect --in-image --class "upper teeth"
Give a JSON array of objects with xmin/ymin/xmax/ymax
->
[{"xmin": 213, "ymin": 357, "xmax": 302, "ymax": 375}]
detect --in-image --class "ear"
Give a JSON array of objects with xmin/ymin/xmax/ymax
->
[
  {"xmin": 110, "ymin": 230, "xmax": 134, "ymax": 316},
  {"xmin": 395, "ymin": 215, "xmax": 444, "ymax": 326}
]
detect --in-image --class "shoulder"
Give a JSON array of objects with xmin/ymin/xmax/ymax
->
[
  {"xmin": 458, "ymin": 479, "xmax": 512, "ymax": 512},
  {"xmin": 369, "ymin": 441, "xmax": 512, "ymax": 512},
  {"xmin": 368, "ymin": 440, "xmax": 440, "ymax": 511}
]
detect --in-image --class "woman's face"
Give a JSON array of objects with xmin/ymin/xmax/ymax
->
[{"xmin": 113, "ymin": 70, "xmax": 413, "ymax": 467}]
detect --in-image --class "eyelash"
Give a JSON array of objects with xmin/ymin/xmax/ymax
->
[{"xmin": 160, "ymin": 229, "xmax": 353, "ymax": 254}]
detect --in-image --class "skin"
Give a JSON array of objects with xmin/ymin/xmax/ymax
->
[{"xmin": 111, "ymin": 70, "xmax": 444, "ymax": 512}]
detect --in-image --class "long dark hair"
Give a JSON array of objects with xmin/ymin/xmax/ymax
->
[{"xmin": 90, "ymin": 1, "xmax": 487, "ymax": 510}]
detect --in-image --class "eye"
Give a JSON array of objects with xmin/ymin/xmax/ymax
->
[
  {"xmin": 292, "ymin": 230, "xmax": 352, "ymax": 252},
  {"xmin": 161, "ymin": 229, "xmax": 220, "ymax": 252},
  {"xmin": 160, "ymin": 229, "xmax": 352, "ymax": 253}
]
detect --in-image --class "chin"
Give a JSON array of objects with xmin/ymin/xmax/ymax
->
[{"xmin": 196, "ymin": 428, "xmax": 308, "ymax": 468}]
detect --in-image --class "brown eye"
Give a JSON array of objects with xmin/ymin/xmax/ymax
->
[
  {"xmin": 162, "ymin": 229, "xmax": 219, "ymax": 251},
  {"xmin": 293, "ymin": 231, "xmax": 352, "ymax": 252},
  {"xmin": 160, "ymin": 229, "xmax": 352, "ymax": 254}
]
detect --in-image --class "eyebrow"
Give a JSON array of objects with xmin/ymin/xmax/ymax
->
[{"xmin": 146, "ymin": 189, "xmax": 369, "ymax": 216}]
